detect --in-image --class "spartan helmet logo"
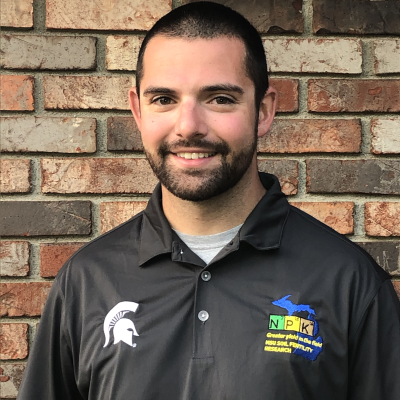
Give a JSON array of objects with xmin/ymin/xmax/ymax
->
[{"xmin": 103, "ymin": 301, "xmax": 139, "ymax": 348}]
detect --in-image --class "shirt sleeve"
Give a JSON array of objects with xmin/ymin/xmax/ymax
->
[
  {"xmin": 17, "ymin": 278, "xmax": 84, "ymax": 400},
  {"xmin": 348, "ymin": 279, "xmax": 400, "ymax": 400}
]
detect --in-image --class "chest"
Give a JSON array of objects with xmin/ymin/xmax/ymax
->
[{"xmin": 71, "ymin": 256, "xmax": 350, "ymax": 400}]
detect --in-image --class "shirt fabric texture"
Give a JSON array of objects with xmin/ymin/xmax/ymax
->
[{"xmin": 18, "ymin": 173, "xmax": 400, "ymax": 400}]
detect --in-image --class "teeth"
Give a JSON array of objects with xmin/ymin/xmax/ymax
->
[{"xmin": 176, "ymin": 152, "xmax": 215, "ymax": 159}]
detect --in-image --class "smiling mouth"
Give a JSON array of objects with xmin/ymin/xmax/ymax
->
[{"xmin": 175, "ymin": 152, "xmax": 216, "ymax": 160}]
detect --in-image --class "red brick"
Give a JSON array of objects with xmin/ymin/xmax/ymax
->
[
  {"xmin": 0, "ymin": 241, "xmax": 30, "ymax": 277},
  {"xmin": 44, "ymin": 76, "xmax": 135, "ymax": 110},
  {"xmin": 106, "ymin": 35, "xmax": 144, "ymax": 71},
  {"xmin": 40, "ymin": 242, "xmax": 86, "ymax": 278},
  {"xmin": 46, "ymin": 0, "xmax": 172, "ymax": 30},
  {"xmin": 371, "ymin": 119, "xmax": 400, "ymax": 154},
  {"xmin": 307, "ymin": 160, "xmax": 400, "ymax": 195},
  {"xmin": 1, "ymin": 117, "xmax": 96, "ymax": 153},
  {"xmin": 101, "ymin": 201, "xmax": 148, "ymax": 233},
  {"xmin": 1, "ymin": 0, "xmax": 33, "ymax": 28},
  {"xmin": 183, "ymin": 0, "xmax": 303, "ymax": 33},
  {"xmin": 257, "ymin": 160, "xmax": 298, "ymax": 196},
  {"xmin": 0, "ymin": 324, "xmax": 28, "ymax": 360},
  {"xmin": 393, "ymin": 281, "xmax": 400, "ymax": 301},
  {"xmin": 0, "ymin": 363, "xmax": 25, "ymax": 397},
  {"xmin": 0, "ymin": 75, "xmax": 34, "ymax": 111},
  {"xmin": 0, "ymin": 35, "xmax": 97, "ymax": 70},
  {"xmin": 41, "ymin": 158, "xmax": 158, "ymax": 194},
  {"xmin": 0, "ymin": 159, "xmax": 31, "ymax": 193},
  {"xmin": 374, "ymin": 40, "xmax": 400, "ymax": 74},
  {"xmin": 308, "ymin": 79, "xmax": 400, "ymax": 113},
  {"xmin": 291, "ymin": 202, "xmax": 354, "ymax": 234},
  {"xmin": 0, "ymin": 201, "xmax": 91, "ymax": 236},
  {"xmin": 365, "ymin": 203, "xmax": 400, "ymax": 237},
  {"xmin": 107, "ymin": 116, "xmax": 143, "ymax": 151},
  {"xmin": 258, "ymin": 119, "xmax": 361, "ymax": 153},
  {"xmin": 0, "ymin": 282, "xmax": 52, "ymax": 317},
  {"xmin": 263, "ymin": 39, "xmax": 362, "ymax": 74},
  {"xmin": 270, "ymin": 79, "xmax": 299, "ymax": 113}
]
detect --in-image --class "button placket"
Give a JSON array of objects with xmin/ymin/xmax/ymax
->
[
  {"xmin": 197, "ymin": 271, "xmax": 211, "ymax": 326},
  {"xmin": 191, "ymin": 268, "xmax": 214, "ymax": 358}
]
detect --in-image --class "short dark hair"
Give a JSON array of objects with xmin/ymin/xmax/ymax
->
[{"xmin": 136, "ymin": 1, "xmax": 269, "ymax": 109}]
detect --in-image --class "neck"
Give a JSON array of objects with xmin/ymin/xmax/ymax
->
[{"xmin": 162, "ymin": 163, "xmax": 266, "ymax": 235}]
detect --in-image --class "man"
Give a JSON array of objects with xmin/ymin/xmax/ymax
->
[{"xmin": 18, "ymin": 2, "xmax": 400, "ymax": 400}]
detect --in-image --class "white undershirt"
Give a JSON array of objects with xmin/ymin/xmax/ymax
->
[{"xmin": 173, "ymin": 224, "xmax": 243, "ymax": 264}]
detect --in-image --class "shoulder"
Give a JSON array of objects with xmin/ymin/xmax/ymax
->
[
  {"xmin": 285, "ymin": 205, "xmax": 393, "ymax": 333},
  {"xmin": 55, "ymin": 210, "xmax": 145, "ymax": 284},
  {"xmin": 286, "ymin": 204, "xmax": 390, "ymax": 287}
]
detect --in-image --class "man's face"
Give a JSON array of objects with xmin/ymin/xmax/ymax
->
[{"xmin": 130, "ymin": 36, "xmax": 267, "ymax": 201}]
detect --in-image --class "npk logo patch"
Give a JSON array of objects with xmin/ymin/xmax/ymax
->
[
  {"xmin": 103, "ymin": 301, "xmax": 140, "ymax": 348},
  {"xmin": 264, "ymin": 295, "xmax": 323, "ymax": 361}
]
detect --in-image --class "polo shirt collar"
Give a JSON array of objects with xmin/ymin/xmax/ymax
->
[
  {"xmin": 139, "ymin": 183, "xmax": 173, "ymax": 266},
  {"xmin": 239, "ymin": 172, "xmax": 290, "ymax": 250},
  {"xmin": 138, "ymin": 172, "xmax": 290, "ymax": 266}
]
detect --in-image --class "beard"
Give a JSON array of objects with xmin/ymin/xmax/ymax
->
[{"xmin": 145, "ymin": 135, "xmax": 257, "ymax": 202}]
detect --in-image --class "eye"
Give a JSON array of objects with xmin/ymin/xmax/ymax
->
[
  {"xmin": 211, "ymin": 96, "xmax": 235, "ymax": 105},
  {"xmin": 152, "ymin": 96, "xmax": 174, "ymax": 106}
]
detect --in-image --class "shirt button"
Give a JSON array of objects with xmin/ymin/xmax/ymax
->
[
  {"xmin": 201, "ymin": 271, "xmax": 211, "ymax": 281},
  {"xmin": 198, "ymin": 310, "xmax": 209, "ymax": 322}
]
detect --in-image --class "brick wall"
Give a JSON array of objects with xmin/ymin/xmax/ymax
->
[{"xmin": 1, "ymin": 0, "xmax": 399, "ymax": 397}]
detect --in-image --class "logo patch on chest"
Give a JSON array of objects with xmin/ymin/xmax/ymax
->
[
  {"xmin": 264, "ymin": 295, "xmax": 323, "ymax": 361},
  {"xmin": 103, "ymin": 301, "xmax": 140, "ymax": 348}
]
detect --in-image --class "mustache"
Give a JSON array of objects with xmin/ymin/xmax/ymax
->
[{"xmin": 158, "ymin": 138, "xmax": 230, "ymax": 156}]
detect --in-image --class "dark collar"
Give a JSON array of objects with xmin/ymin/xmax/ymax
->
[{"xmin": 138, "ymin": 172, "xmax": 290, "ymax": 266}]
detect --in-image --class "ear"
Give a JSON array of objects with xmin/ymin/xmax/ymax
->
[
  {"xmin": 129, "ymin": 87, "xmax": 142, "ymax": 130},
  {"xmin": 257, "ymin": 86, "xmax": 277, "ymax": 138}
]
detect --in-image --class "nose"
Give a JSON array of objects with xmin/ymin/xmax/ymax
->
[{"xmin": 174, "ymin": 99, "xmax": 207, "ymax": 139}]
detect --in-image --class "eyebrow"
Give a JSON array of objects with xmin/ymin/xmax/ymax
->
[
  {"xmin": 142, "ymin": 84, "xmax": 245, "ymax": 97},
  {"xmin": 142, "ymin": 87, "xmax": 177, "ymax": 97},
  {"xmin": 200, "ymin": 84, "xmax": 244, "ymax": 95}
]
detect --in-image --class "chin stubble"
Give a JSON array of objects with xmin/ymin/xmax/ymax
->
[{"xmin": 145, "ymin": 136, "xmax": 257, "ymax": 202}]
